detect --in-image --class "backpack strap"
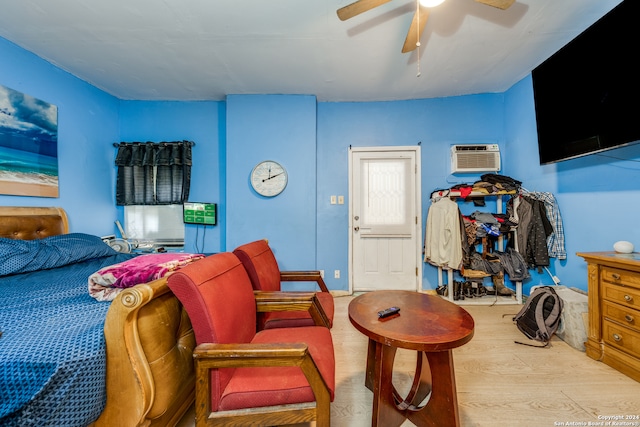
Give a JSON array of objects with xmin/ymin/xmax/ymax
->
[
  {"xmin": 542, "ymin": 289, "xmax": 563, "ymax": 333},
  {"xmin": 534, "ymin": 291, "xmax": 553, "ymax": 341},
  {"xmin": 514, "ymin": 287, "xmax": 562, "ymax": 348}
]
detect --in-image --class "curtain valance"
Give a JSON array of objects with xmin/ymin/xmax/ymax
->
[{"xmin": 115, "ymin": 141, "xmax": 193, "ymax": 206}]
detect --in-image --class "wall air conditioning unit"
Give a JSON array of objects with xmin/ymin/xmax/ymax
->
[{"xmin": 451, "ymin": 144, "xmax": 501, "ymax": 173}]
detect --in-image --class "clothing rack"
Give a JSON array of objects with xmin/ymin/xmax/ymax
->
[
  {"xmin": 430, "ymin": 188, "xmax": 517, "ymax": 202},
  {"xmin": 431, "ymin": 189, "xmax": 523, "ymax": 304}
]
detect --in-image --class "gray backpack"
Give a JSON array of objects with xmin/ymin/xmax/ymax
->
[{"xmin": 513, "ymin": 286, "xmax": 564, "ymax": 347}]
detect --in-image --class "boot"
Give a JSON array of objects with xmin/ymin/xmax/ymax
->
[
  {"xmin": 453, "ymin": 280, "xmax": 465, "ymax": 301},
  {"xmin": 463, "ymin": 281, "xmax": 474, "ymax": 299},
  {"xmin": 492, "ymin": 272, "xmax": 514, "ymax": 296}
]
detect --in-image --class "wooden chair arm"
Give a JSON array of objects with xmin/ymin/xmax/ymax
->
[
  {"xmin": 254, "ymin": 291, "xmax": 330, "ymax": 328},
  {"xmin": 280, "ymin": 271, "xmax": 330, "ymax": 293},
  {"xmin": 194, "ymin": 342, "xmax": 309, "ymax": 368},
  {"xmin": 193, "ymin": 342, "xmax": 332, "ymax": 424}
]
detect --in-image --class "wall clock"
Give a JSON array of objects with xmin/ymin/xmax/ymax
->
[{"xmin": 250, "ymin": 160, "xmax": 288, "ymax": 197}]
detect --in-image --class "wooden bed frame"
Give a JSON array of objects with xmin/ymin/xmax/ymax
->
[{"xmin": 0, "ymin": 206, "xmax": 195, "ymax": 427}]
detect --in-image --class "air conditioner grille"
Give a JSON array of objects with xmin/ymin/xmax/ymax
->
[
  {"xmin": 451, "ymin": 144, "xmax": 501, "ymax": 173},
  {"xmin": 457, "ymin": 153, "xmax": 499, "ymax": 169}
]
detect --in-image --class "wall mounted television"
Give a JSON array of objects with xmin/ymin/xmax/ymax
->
[{"xmin": 532, "ymin": 0, "xmax": 640, "ymax": 165}]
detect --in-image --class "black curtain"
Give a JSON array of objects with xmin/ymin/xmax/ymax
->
[{"xmin": 115, "ymin": 141, "xmax": 193, "ymax": 206}]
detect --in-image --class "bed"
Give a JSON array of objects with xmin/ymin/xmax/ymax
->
[{"xmin": 0, "ymin": 206, "xmax": 196, "ymax": 427}]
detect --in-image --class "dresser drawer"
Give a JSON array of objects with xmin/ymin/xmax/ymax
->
[
  {"xmin": 603, "ymin": 300, "xmax": 640, "ymax": 333},
  {"xmin": 601, "ymin": 266, "xmax": 640, "ymax": 289},
  {"xmin": 603, "ymin": 319, "xmax": 640, "ymax": 356},
  {"xmin": 602, "ymin": 280, "xmax": 640, "ymax": 310}
]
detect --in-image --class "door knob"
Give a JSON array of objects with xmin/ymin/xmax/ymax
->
[{"xmin": 354, "ymin": 226, "xmax": 359, "ymax": 232}]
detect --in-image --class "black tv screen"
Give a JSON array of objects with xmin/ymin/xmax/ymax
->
[{"xmin": 532, "ymin": 0, "xmax": 640, "ymax": 165}]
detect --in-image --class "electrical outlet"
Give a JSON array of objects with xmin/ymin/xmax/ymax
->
[{"xmin": 334, "ymin": 270, "xmax": 340, "ymax": 279}]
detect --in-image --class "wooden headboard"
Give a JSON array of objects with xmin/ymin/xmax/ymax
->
[{"xmin": 0, "ymin": 206, "xmax": 69, "ymax": 240}]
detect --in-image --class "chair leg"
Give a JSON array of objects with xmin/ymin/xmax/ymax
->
[
  {"xmin": 195, "ymin": 365, "xmax": 213, "ymax": 427},
  {"xmin": 315, "ymin": 383, "xmax": 332, "ymax": 427}
]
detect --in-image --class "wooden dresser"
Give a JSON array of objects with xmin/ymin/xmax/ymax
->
[{"xmin": 577, "ymin": 252, "xmax": 640, "ymax": 382}]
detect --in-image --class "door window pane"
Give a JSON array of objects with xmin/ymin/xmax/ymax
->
[{"xmin": 360, "ymin": 158, "xmax": 412, "ymax": 236}]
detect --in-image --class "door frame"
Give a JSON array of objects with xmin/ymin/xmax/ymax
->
[{"xmin": 348, "ymin": 146, "xmax": 423, "ymax": 294}]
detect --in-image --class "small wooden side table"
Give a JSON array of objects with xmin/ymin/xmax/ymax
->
[{"xmin": 349, "ymin": 290, "xmax": 474, "ymax": 427}]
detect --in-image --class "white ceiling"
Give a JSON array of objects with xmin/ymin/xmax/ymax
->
[{"xmin": 0, "ymin": 0, "xmax": 623, "ymax": 102}]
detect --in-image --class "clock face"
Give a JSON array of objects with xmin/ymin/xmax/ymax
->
[{"xmin": 250, "ymin": 161, "xmax": 288, "ymax": 197}]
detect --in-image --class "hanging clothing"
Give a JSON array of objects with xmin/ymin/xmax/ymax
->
[
  {"xmin": 495, "ymin": 247, "xmax": 531, "ymax": 282},
  {"xmin": 468, "ymin": 251, "xmax": 503, "ymax": 275},
  {"xmin": 524, "ymin": 192, "xmax": 566, "ymax": 260},
  {"xmin": 515, "ymin": 196, "xmax": 552, "ymax": 268},
  {"xmin": 424, "ymin": 198, "xmax": 463, "ymax": 269}
]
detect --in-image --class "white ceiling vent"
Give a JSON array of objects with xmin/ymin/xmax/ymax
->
[{"xmin": 451, "ymin": 144, "xmax": 501, "ymax": 173}]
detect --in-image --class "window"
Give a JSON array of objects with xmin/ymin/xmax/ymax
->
[{"xmin": 124, "ymin": 205, "xmax": 184, "ymax": 247}]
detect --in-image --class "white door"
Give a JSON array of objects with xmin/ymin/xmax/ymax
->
[{"xmin": 349, "ymin": 147, "xmax": 422, "ymax": 292}]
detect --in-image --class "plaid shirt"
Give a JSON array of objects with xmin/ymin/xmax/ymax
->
[{"xmin": 525, "ymin": 192, "xmax": 566, "ymax": 260}]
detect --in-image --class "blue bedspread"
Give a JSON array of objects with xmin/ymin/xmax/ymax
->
[{"xmin": 0, "ymin": 234, "xmax": 137, "ymax": 426}]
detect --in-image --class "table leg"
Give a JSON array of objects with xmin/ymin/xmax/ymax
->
[
  {"xmin": 405, "ymin": 350, "xmax": 461, "ymax": 427},
  {"xmin": 368, "ymin": 346, "xmax": 461, "ymax": 427},
  {"xmin": 395, "ymin": 350, "xmax": 431, "ymax": 411},
  {"xmin": 365, "ymin": 338, "xmax": 376, "ymax": 391},
  {"xmin": 370, "ymin": 342, "xmax": 406, "ymax": 427}
]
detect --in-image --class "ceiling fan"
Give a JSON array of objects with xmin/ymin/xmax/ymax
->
[{"xmin": 337, "ymin": 0, "xmax": 515, "ymax": 53}]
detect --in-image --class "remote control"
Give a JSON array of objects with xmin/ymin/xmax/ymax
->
[{"xmin": 377, "ymin": 306, "xmax": 400, "ymax": 318}]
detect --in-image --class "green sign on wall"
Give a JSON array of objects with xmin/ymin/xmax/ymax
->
[{"xmin": 183, "ymin": 202, "xmax": 216, "ymax": 225}]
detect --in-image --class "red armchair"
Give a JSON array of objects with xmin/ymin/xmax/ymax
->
[
  {"xmin": 233, "ymin": 239, "xmax": 335, "ymax": 329},
  {"xmin": 167, "ymin": 252, "xmax": 335, "ymax": 427}
]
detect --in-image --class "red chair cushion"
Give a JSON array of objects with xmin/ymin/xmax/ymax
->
[
  {"xmin": 234, "ymin": 239, "xmax": 334, "ymax": 329},
  {"xmin": 167, "ymin": 253, "xmax": 258, "ymax": 411},
  {"xmin": 167, "ymin": 253, "xmax": 257, "ymax": 345},
  {"xmin": 233, "ymin": 239, "xmax": 282, "ymax": 292},
  {"xmin": 219, "ymin": 325, "xmax": 336, "ymax": 410}
]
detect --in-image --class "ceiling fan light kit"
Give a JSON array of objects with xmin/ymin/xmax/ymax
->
[{"xmin": 337, "ymin": 0, "xmax": 515, "ymax": 53}]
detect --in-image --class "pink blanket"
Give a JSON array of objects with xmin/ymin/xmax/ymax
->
[{"xmin": 89, "ymin": 252, "xmax": 204, "ymax": 301}]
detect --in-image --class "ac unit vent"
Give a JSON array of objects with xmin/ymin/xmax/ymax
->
[{"xmin": 451, "ymin": 144, "xmax": 501, "ymax": 173}]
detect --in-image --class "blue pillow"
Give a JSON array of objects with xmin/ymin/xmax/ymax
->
[{"xmin": 0, "ymin": 233, "xmax": 117, "ymax": 277}]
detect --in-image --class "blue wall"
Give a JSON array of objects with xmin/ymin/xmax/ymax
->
[
  {"xmin": 118, "ymin": 101, "xmax": 225, "ymax": 254},
  {"xmin": 225, "ymin": 95, "xmax": 318, "ymax": 281},
  {"xmin": 316, "ymin": 97, "xmax": 506, "ymax": 291},
  {"xmin": 0, "ymin": 37, "xmax": 120, "ymax": 233},
  {"xmin": 2, "ymin": 35, "xmax": 639, "ymax": 295},
  {"xmin": 504, "ymin": 75, "xmax": 640, "ymax": 294}
]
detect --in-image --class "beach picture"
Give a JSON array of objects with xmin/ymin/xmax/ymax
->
[{"xmin": 0, "ymin": 84, "xmax": 58, "ymax": 197}]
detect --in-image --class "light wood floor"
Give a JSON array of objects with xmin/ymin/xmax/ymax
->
[{"xmin": 178, "ymin": 294, "xmax": 640, "ymax": 427}]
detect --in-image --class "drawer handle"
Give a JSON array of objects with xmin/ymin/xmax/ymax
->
[
  {"xmin": 625, "ymin": 314, "xmax": 634, "ymax": 323},
  {"xmin": 611, "ymin": 273, "xmax": 621, "ymax": 280},
  {"xmin": 624, "ymin": 295, "xmax": 633, "ymax": 302},
  {"xmin": 612, "ymin": 333, "xmax": 622, "ymax": 342}
]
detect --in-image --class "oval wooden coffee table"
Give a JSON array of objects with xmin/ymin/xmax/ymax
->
[{"xmin": 348, "ymin": 290, "xmax": 474, "ymax": 427}]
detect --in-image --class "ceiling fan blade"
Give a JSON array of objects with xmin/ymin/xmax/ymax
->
[
  {"xmin": 402, "ymin": 7, "xmax": 430, "ymax": 53},
  {"xmin": 474, "ymin": 0, "xmax": 515, "ymax": 10},
  {"xmin": 337, "ymin": 0, "xmax": 393, "ymax": 21}
]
